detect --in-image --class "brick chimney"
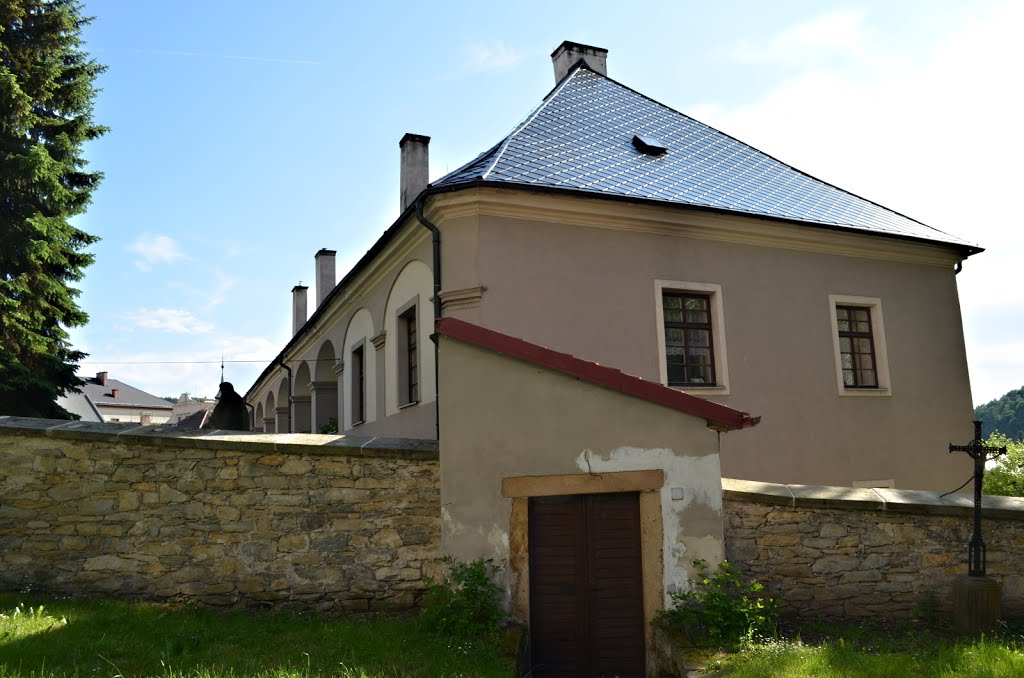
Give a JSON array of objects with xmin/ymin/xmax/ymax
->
[
  {"xmin": 111, "ymin": 388, "xmax": 119, "ymax": 399},
  {"xmin": 292, "ymin": 284, "xmax": 308, "ymax": 335},
  {"xmin": 399, "ymin": 133, "xmax": 430, "ymax": 212},
  {"xmin": 551, "ymin": 41, "xmax": 608, "ymax": 82},
  {"xmin": 96, "ymin": 371, "xmax": 108, "ymax": 386},
  {"xmin": 315, "ymin": 249, "xmax": 336, "ymax": 307}
]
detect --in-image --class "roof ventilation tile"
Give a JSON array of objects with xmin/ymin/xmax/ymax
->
[{"xmin": 632, "ymin": 134, "xmax": 668, "ymax": 156}]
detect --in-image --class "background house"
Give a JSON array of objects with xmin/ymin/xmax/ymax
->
[
  {"xmin": 247, "ymin": 41, "xmax": 977, "ymax": 492},
  {"xmin": 58, "ymin": 371, "xmax": 173, "ymax": 424}
]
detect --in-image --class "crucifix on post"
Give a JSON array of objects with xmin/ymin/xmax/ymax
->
[{"xmin": 948, "ymin": 420, "xmax": 1007, "ymax": 576}]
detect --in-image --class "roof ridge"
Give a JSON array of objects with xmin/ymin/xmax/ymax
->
[{"xmin": 479, "ymin": 64, "xmax": 587, "ymax": 180}]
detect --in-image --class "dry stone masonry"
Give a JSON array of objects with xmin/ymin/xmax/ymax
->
[
  {"xmin": 0, "ymin": 417, "xmax": 441, "ymax": 611},
  {"xmin": 723, "ymin": 479, "xmax": 1024, "ymax": 619}
]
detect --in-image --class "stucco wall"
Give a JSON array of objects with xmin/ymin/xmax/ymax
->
[
  {"xmin": 437, "ymin": 335, "xmax": 735, "ymax": 607},
  {"xmin": 247, "ymin": 224, "xmax": 437, "ymax": 441},
  {"xmin": 0, "ymin": 418, "xmax": 440, "ymax": 611},
  {"xmin": 433, "ymin": 189, "xmax": 974, "ymax": 491},
  {"xmin": 722, "ymin": 479, "xmax": 1024, "ymax": 619}
]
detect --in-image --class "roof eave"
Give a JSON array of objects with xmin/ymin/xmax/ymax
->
[{"xmin": 427, "ymin": 179, "xmax": 982, "ymax": 257}]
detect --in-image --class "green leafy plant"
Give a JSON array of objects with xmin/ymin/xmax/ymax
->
[
  {"xmin": 420, "ymin": 556, "xmax": 507, "ymax": 642},
  {"xmin": 319, "ymin": 417, "xmax": 339, "ymax": 434},
  {"xmin": 982, "ymin": 432, "xmax": 1024, "ymax": 497},
  {"xmin": 659, "ymin": 559, "xmax": 779, "ymax": 647}
]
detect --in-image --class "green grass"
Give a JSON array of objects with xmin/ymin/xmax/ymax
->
[
  {"xmin": 700, "ymin": 620, "xmax": 1024, "ymax": 677},
  {"xmin": 0, "ymin": 595, "xmax": 514, "ymax": 677}
]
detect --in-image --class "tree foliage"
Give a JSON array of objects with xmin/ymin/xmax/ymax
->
[
  {"xmin": 0, "ymin": 0, "xmax": 105, "ymax": 417},
  {"xmin": 982, "ymin": 433, "xmax": 1024, "ymax": 498},
  {"xmin": 975, "ymin": 387, "xmax": 1024, "ymax": 442}
]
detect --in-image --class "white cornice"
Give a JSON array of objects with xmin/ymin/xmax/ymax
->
[{"xmin": 427, "ymin": 188, "xmax": 965, "ymax": 267}]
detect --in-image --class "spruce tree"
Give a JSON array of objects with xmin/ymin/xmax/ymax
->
[{"xmin": 0, "ymin": 0, "xmax": 105, "ymax": 417}]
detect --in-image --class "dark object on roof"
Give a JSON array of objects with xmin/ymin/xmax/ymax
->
[
  {"xmin": 436, "ymin": 317, "xmax": 759, "ymax": 431},
  {"xmin": 435, "ymin": 63, "xmax": 975, "ymax": 251},
  {"xmin": 203, "ymin": 382, "xmax": 249, "ymax": 431},
  {"xmin": 632, "ymin": 134, "xmax": 667, "ymax": 156}
]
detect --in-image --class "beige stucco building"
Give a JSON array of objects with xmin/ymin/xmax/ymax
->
[
  {"xmin": 242, "ymin": 41, "xmax": 982, "ymax": 674},
  {"xmin": 247, "ymin": 41, "xmax": 977, "ymax": 492}
]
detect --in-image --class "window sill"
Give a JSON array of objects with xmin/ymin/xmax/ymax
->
[
  {"xmin": 671, "ymin": 384, "xmax": 731, "ymax": 396},
  {"xmin": 837, "ymin": 386, "xmax": 891, "ymax": 397},
  {"xmin": 398, "ymin": 400, "xmax": 419, "ymax": 410}
]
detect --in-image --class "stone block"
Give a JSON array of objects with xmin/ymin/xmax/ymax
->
[
  {"xmin": 371, "ymin": 528, "xmax": 402, "ymax": 548},
  {"xmin": 279, "ymin": 459, "xmax": 312, "ymax": 475},
  {"xmin": 78, "ymin": 499, "xmax": 117, "ymax": 516},
  {"xmin": 279, "ymin": 533, "xmax": 309, "ymax": 552},
  {"xmin": 812, "ymin": 556, "xmax": 860, "ymax": 574}
]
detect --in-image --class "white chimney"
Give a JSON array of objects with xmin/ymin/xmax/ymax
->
[
  {"xmin": 551, "ymin": 41, "xmax": 608, "ymax": 82},
  {"xmin": 399, "ymin": 133, "xmax": 430, "ymax": 212},
  {"xmin": 315, "ymin": 249, "xmax": 336, "ymax": 307},
  {"xmin": 292, "ymin": 284, "xmax": 308, "ymax": 335}
]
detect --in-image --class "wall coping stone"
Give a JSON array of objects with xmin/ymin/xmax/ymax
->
[
  {"xmin": 722, "ymin": 477, "xmax": 1024, "ymax": 520},
  {"xmin": 0, "ymin": 416, "xmax": 438, "ymax": 459}
]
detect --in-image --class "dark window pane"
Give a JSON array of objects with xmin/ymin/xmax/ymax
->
[
  {"xmin": 663, "ymin": 291, "xmax": 716, "ymax": 386},
  {"xmin": 836, "ymin": 304, "xmax": 879, "ymax": 388}
]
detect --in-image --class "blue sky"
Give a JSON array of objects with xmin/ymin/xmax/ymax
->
[{"xmin": 70, "ymin": 0, "xmax": 1022, "ymax": 405}]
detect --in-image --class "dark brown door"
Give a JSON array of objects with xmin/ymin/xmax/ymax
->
[{"xmin": 529, "ymin": 492, "xmax": 645, "ymax": 677}]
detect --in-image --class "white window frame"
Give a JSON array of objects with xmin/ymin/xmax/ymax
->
[
  {"xmin": 828, "ymin": 294, "xmax": 891, "ymax": 397},
  {"xmin": 654, "ymin": 280, "xmax": 730, "ymax": 396}
]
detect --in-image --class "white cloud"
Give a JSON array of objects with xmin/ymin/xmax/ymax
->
[
  {"xmin": 131, "ymin": 308, "xmax": 214, "ymax": 334},
  {"xmin": 730, "ymin": 9, "xmax": 868, "ymax": 62},
  {"xmin": 465, "ymin": 41, "xmax": 530, "ymax": 74},
  {"xmin": 126, "ymin": 234, "xmax": 187, "ymax": 271},
  {"xmin": 692, "ymin": 1, "xmax": 1023, "ymax": 406}
]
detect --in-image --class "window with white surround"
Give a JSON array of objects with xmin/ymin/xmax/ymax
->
[
  {"xmin": 351, "ymin": 343, "xmax": 365, "ymax": 425},
  {"xmin": 655, "ymin": 280, "xmax": 729, "ymax": 395},
  {"xmin": 398, "ymin": 304, "xmax": 419, "ymax": 407},
  {"xmin": 828, "ymin": 294, "xmax": 891, "ymax": 396}
]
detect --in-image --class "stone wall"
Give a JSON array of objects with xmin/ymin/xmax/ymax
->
[
  {"xmin": 723, "ymin": 479, "xmax": 1024, "ymax": 619},
  {"xmin": 0, "ymin": 417, "xmax": 441, "ymax": 611}
]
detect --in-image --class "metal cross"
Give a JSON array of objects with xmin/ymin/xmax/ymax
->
[{"xmin": 949, "ymin": 421, "xmax": 1007, "ymax": 576}]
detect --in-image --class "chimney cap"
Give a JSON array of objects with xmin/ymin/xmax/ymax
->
[
  {"xmin": 399, "ymin": 133, "xmax": 431, "ymax": 148},
  {"xmin": 550, "ymin": 40, "xmax": 608, "ymax": 59},
  {"xmin": 551, "ymin": 41, "xmax": 608, "ymax": 81},
  {"xmin": 315, "ymin": 248, "xmax": 337, "ymax": 258}
]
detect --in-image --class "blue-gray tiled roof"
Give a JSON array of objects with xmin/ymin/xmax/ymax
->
[{"xmin": 435, "ymin": 65, "xmax": 975, "ymax": 250}]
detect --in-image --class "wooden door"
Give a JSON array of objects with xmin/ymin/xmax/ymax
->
[{"xmin": 528, "ymin": 492, "xmax": 645, "ymax": 677}]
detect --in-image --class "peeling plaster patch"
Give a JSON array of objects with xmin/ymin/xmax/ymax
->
[
  {"xmin": 576, "ymin": 447, "xmax": 724, "ymax": 597},
  {"xmin": 668, "ymin": 534, "xmax": 722, "ymax": 606},
  {"xmin": 441, "ymin": 506, "xmax": 465, "ymax": 537},
  {"xmin": 487, "ymin": 524, "xmax": 510, "ymax": 563}
]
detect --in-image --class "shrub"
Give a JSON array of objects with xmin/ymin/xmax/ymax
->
[
  {"xmin": 319, "ymin": 417, "xmax": 339, "ymax": 434},
  {"xmin": 420, "ymin": 556, "xmax": 507, "ymax": 641},
  {"xmin": 660, "ymin": 559, "xmax": 779, "ymax": 647}
]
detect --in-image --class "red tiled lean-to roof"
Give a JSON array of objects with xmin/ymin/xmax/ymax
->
[{"xmin": 436, "ymin": 317, "xmax": 760, "ymax": 431}]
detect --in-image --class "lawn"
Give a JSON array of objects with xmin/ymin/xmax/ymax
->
[
  {"xmin": 4, "ymin": 595, "xmax": 1024, "ymax": 677},
  {"xmin": 0, "ymin": 595, "xmax": 515, "ymax": 677},
  {"xmin": 696, "ymin": 618, "xmax": 1024, "ymax": 677}
]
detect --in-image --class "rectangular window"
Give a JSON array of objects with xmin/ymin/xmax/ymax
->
[
  {"xmin": 351, "ymin": 345, "xmax": 365, "ymax": 425},
  {"xmin": 835, "ymin": 305, "xmax": 877, "ymax": 388},
  {"xmin": 662, "ymin": 292, "xmax": 716, "ymax": 386},
  {"xmin": 398, "ymin": 306, "xmax": 419, "ymax": 406},
  {"xmin": 828, "ymin": 295, "xmax": 890, "ymax": 396}
]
